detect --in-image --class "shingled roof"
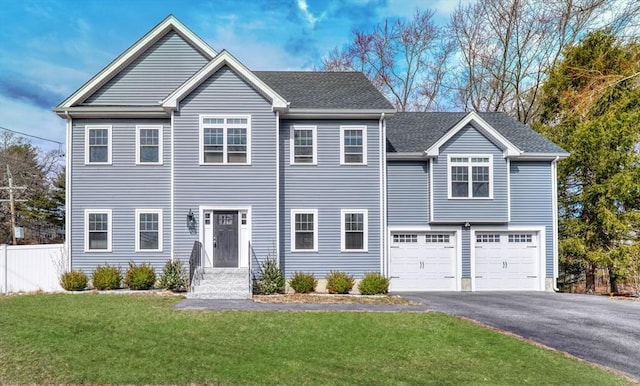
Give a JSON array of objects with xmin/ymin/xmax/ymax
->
[
  {"xmin": 254, "ymin": 71, "xmax": 395, "ymax": 110},
  {"xmin": 386, "ymin": 112, "xmax": 567, "ymax": 155}
]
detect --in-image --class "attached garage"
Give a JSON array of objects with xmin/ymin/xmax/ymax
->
[
  {"xmin": 473, "ymin": 231, "xmax": 542, "ymax": 291},
  {"xmin": 389, "ymin": 231, "xmax": 458, "ymax": 291}
]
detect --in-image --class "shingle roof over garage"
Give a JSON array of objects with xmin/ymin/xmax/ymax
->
[
  {"xmin": 386, "ymin": 112, "xmax": 567, "ymax": 154},
  {"xmin": 255, "ymin": 71, "xmax": 395, "ymax": 110}
]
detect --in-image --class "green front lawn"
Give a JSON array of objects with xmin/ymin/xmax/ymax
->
[{"xmin": 0, "ymin": 294, "xmax": 629, "ymax": 385}]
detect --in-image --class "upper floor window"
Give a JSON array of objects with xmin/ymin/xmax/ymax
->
[
  {"xmin": 85, "ymin": 126, "xmax": 112, "ymax": 164},
  {"xmin": 136, "ymin": 126, "xmax": 162, "ymax": 164},
  {"xmin": 200, "ymin": 116, "xmax": 251, "ymax": 164},
  {"xmin": 340, "ymin": 126, "xmax": 367, "ymax": 165},
  {"xmin": 290, "ymin": 126, "xmax": 317, "ymax": 165},
  {"xmin": 136, "ymin": 209, "xmax": 162, "ymax": 252},
  {"xmin": 85, "ymin": 209, "xmax": 112, "ymax": 252},
  {"xmin": 341, "ymin": 209, "xmax": 368, "ymax": 252},
  {"xmin": 448, "ymin": 155, "xmax": 492, "ymax": 199},
  {"xmin": 291, "ymin": 209, "xmax": 318, "ymax": 252}
]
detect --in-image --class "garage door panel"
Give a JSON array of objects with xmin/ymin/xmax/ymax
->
[
  {"xmin": 390, "ymin": 232, "xmax": 457, "ymax": 291},
  {"xmin": 474, "ymin": 232, "xmax": 540, "ymax": 291}
]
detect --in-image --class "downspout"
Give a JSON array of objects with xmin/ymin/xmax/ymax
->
[
  {"xmin": 170, "ymin": 111, "xmax": 175, "ymax": 261},
  {"xmin": 379, "ymin": 113, "xmax": 386, "ymax": 276},
  {"xmin": 275, "ymin": 111, "xmax": 280, "ymax": 268},
  {"xmin": 64, "ymin": 111, "xmax": 72, "ymax": 272},
  {"xmin": 552, "ymin": 156, "xmax": 560, "ymax": 291}
]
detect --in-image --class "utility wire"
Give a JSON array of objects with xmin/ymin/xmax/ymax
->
[{"xmin": 0, "ymin": 126, "xmax": 63, "ymax": 146}]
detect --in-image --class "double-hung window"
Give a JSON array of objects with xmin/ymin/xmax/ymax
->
[
  {"xmin": 200, "ymin": 116, "xmax": 251, "ymax": 164},
  {"xmin": 85, "ymin": 209, "xmax": 112, "ymax": 252},
  {"xmin": 449, "ymin": 155, "xmax": 492, "ymax": 198},
  {"xmin": 340, "ymin": 126, "xmax": 367, "ymax": 165},
  {"xmin": 136, "ymin": 209, "xmax": 162, "ymax": 252},
  {"xmin": 341, "ymin": 209, "xmax": 368, "ymax": 252},
  {"xmin": 85, "ymin": 126, "xmax": 111, "ymax": 164},
  {"xmin": 290, "ymin": 126, "xmax": 317, "ymax": 165},
  {"xmin": 291, "ymin": 209, "xmax": 318, "ymax": 252},
  {"xmin": 136, "ymin": 126, "xmax": 162, "ymax": 164}
]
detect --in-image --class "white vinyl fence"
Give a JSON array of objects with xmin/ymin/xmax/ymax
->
[{"xmin": 0, "ymin": 244, "xmax": 65, "ymax": 294}]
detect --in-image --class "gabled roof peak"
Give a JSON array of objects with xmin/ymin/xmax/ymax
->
[{"xmin": 56, "ymin": 15, "xmax": 216, "ymax": 110}]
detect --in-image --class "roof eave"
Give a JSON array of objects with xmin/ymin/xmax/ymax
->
[
  {"xmin": 386, "ymin": 152, "xmax": 428, "ymax": 160},
  {"xmin": 283, "ymin": 108, "xmax": 396, "ymax": 119},
  {"xmin": 508, "ymin": 152, "xmax": 570, "ymax": 161},
  {"xmin": 54, "ymin": 106, "xmax": 169, "ymax": 119}
]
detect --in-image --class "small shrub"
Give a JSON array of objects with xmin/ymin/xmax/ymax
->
[
  {"xmin": 254, "ymin": 258, "xmax": 285, "ymax": 295},
  {"xmin": 159, "ymin": 260, "xmax": 188, "ymax": 292},
  {"xmin": 60, "ymin": 270, "xmax": 88, "ymax": 291},
  {"xmin": 358, "ymin": 272, "xmax": 390, "ymax": 295},
  {"xmin": 289, "ymin": 272, "xmax": 317, "ymax": 294},
  {"xmin": 91, "ymin": 264, "xmax": 122, "ymax": 290},
  {"xmin": 124, "ymin": 262, "xmax": 156, "ymax": 290},
  {"xmin": 326, "ymin": 271, "xmax": 355, "ymax": 294}
]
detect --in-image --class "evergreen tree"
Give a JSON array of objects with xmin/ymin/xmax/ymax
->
[{"xmin": 536, "ymin": 30, "xmax": 640, "ymax": 292}]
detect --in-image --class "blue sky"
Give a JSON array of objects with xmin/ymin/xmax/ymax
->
[{"xmin": 0, "ymin": 0, "xmax": 464, "ymax": 152}]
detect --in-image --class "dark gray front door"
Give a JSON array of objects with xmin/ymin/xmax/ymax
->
[{"xmin": 213, "ymin": 211, "xmax": 238, "ymax": 267}]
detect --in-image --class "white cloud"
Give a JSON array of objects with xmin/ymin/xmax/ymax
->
[{"xmin": 297, "ymin": 0, "xmax": 318, "ymax": 26}]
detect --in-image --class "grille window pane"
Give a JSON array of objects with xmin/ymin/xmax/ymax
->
[
  {"xmin": 344, "ymin": 213, "xmax": 364, "ymax": 250},
  {"xmin": 343, "ymin": 129, "xmax": 364, "ymax": 164},
  {"xmin": 139, "ymin": 128, "xmax": 160, "ymax": 163},
  {"xmin": 294, "ymin": 213, "xmax": 315, "ymax": 250},
  {"xmin": 477, "ymin": 234, "xmax": 501, "ymax": 243},
  {"xmin": 88, "ymin": 213, "xmax": 108, "ymax": 250},
  {"xmin": 88, "ymin": 129, "xmax": 109, "ymax": 163},
  {"xmin": 202, "ymin": 118, "xmax": 249, "ymax": 164},
  {"xmin": 139, "ymin": 212, "xmax": 159, "ymax": 250},
  {"xmin": 293, "ymin": 129, "xmax": 314, "ymax": 163},
  {"xmin": 425, "ymin": 234, "xmax": 450, "ymax": 243},
  {"xmin": 393, "ymin": 234, "xmax": 418, "ymax": 243}
]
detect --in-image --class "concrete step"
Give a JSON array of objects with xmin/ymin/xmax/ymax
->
[{"xmin": 190, "ymin": 267, "xmax": 251, "ymax": 299}]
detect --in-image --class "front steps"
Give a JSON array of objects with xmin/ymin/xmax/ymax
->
[{"xmin": 188, "ymin": 267, "xmax": 251, "ymax": 299}]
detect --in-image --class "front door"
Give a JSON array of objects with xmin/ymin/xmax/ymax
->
[{"xmin": 213, "ymin": 211, "xmax": 239, "ymax": 267}]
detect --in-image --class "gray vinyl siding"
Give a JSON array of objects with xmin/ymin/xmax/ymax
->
[
  {"xmin": 279, "ymin": 119, "xmax": 381, "ymax": 278},
  {"xmin": 70, "ymin": 118, "xmax": 171, "ymax": 274},
  {"xmin": 387, "ymin": 161, "xmax": 429, "ymax": 226},
  {"xmin": 172, "ymin": 66, "xmax": 277, "ymax": 272},
  {"xmin": 84, "ymin": 31, "xmax": 209, "ymax": 105},
  {"xmin": 432, "ymin": 125, "xmax": 508, "ymax": 222},
  {"xmin": 461, "ymin": 226, "xmax": 471, "ymax": 277},
  {"xmin": 510, "ymin": 161, "xmax": 554, "ymax": 277}
]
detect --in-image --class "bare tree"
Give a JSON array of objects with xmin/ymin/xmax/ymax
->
[
  {"xmin": 322, "ymin": 10, "xmax": 454, "ymax": 112},
  {"xmin": 450, "ymin": 0, "xmax": 639, "ymax": 123}
]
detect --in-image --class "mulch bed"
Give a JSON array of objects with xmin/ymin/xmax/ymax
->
[{"xmin": 252, "ymin": 293, "xmax": 421, "ymax": 305}]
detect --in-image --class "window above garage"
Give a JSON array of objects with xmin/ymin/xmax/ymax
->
[{"xmin": 448, "ymin": 155, "xmax": 493, "ymax": 199}]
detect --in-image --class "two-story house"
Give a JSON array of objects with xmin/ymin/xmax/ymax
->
[{"xmin": 55, "ymin": 16, "xmax": 567, "ymax": 298}]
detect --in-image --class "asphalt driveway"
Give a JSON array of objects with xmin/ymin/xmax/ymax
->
[{"xmin": 401, "ymin": 292, "xmax": 640, "ymax": 380}]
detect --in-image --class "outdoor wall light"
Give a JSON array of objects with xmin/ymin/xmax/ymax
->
[{"xmin": 187, "ymin": 209, "xmax": 197, "ymax": 233}]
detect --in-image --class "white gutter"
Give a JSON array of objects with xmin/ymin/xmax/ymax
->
[
  {"xmin": 64, "ymin": 111, "xmax": 72, "ymax": 272},
  {"xmin": 552, "ymin": 156, "xmax": 560, "ymax": 291}
]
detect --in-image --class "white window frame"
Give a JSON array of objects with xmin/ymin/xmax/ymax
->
[
  {"xmin": 290, "ymin": 209, "xmax": 318, "ymax": 252},
  {"xmin": 447, "ymin": 154, "xmax": 493, "ymax": 199},
  {"xmin": 199, "ymin": 115, "xmax": 251, "ymax": 165},
  {"xmin": 135, "ymin": 209, "xmax": 163, "ymax": 252},
  {"xmin": 85, "ymin": 125, "xmax": 112, "ymax": 165},
  {"xmin": 136, "ymin": 125, "xmax": 163, "ymax": 165},
  {"xmin": 340, "ymin": 126, "xmax": 367, "ymax": 165},
  {"xmin": 290, "ymin": 125, "xmax": 317, "ymax": 165},
  {"xmin": 340, "ymin": 209, "xmax": 368, "ymax": 252},
  {"xmin": 84, "ymin": 209, "xmax": 112, "ymax": 252}
]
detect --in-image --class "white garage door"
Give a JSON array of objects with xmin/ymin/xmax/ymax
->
[
  {"xmin": 389, "ymin": 232, "xmax": 457, "ymax": 291},
  {"xmin": 474, "ymin": 232, "xmax": 540, "ymax": 290}
]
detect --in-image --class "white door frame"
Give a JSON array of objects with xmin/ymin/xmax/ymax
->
[
  {"xmin": 387, "ymin": 226, "xmax": 462, "ymax": 291},
  {"xmin": 199, "ymin": 205, "xmax": 252, "ymax": 269},
  {"xmin": 470, "ymin": 225, "xmax": 545, "ymax": 291}
]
